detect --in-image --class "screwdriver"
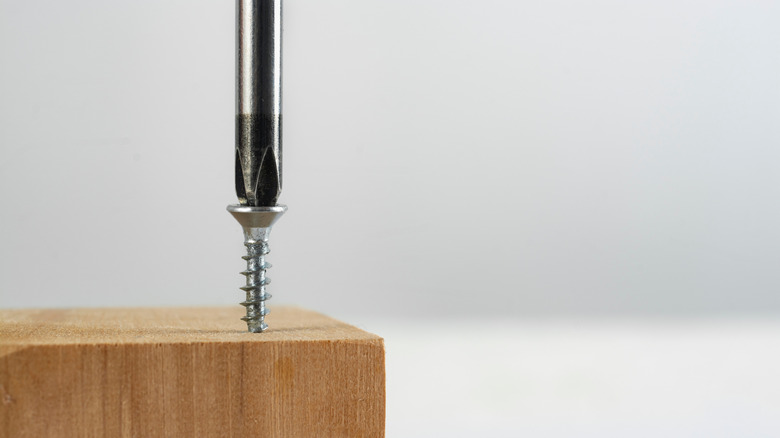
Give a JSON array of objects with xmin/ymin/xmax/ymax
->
[{"xmin": 227, "ymin": 0, "xmax": 286, "ymax": 333}]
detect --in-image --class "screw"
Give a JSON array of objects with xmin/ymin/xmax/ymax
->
[{"xmin": 228, "ymin": 205, "xmax": 287, "ymax": 332}]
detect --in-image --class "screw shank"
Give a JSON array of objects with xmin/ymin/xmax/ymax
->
[{"xmin": 236, "ymin": 0, "xmax": 282, "ymax": 206}]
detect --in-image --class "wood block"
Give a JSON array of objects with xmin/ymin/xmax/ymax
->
[{"xmin": 0, "ymin": 307, "xmax": 385, "ymax": 438}]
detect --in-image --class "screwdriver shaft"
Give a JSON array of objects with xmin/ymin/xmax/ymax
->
[{"xmin": 235, "ymin": 0, "xmax": 282, "ymax": 206}]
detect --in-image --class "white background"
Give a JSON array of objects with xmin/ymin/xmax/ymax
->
[
  {"xmin": 2, "ymin": 0, "xmax": 780, "ymax": 435},
  {"xmin": 3, "ymin": 0, "xmax": 780, "ymax": 317}
]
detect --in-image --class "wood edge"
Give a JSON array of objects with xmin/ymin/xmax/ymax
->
[{"xmin": 0, "ymin": 306, "xmax": 385, "ymax": 348}]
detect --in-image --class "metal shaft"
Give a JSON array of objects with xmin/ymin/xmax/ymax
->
[
  {"xmin": 229, "ymin": 0, "xmax": 285, "ymax": 333},
  {"xmin": 236, "ymin": 0, "xmax": 282, "ymax": 207}
]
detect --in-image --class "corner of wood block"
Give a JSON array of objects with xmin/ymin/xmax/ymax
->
[{"xmin": 0, "ymin": 307, "xmax": 385, "ymax": 438}]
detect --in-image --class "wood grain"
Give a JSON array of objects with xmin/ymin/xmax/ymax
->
[{"xmin": 0, "ymin": 307, "xmax": 385, "ymax": 438}]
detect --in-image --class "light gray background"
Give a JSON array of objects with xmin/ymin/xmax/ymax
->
[
  {"xmin": 2, "ymin": 0, "xmax": 779, "ymax": 318},
  {"xmin": 3, "ymin": 2, "xmax": 780, "ymax": 436}
]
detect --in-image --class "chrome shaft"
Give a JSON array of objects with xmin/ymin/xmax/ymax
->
[
  {"xmin": 235, "ymin": 0, "xmax": 282, "ymax": 207},
  {"xmin": 229, "ymin": 0, "xmax": 285, "ymax": 333}
]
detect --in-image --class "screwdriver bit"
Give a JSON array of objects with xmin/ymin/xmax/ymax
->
[{"xmin": 227, "ymin": 0, "xmax": 286, "ymax": 333}]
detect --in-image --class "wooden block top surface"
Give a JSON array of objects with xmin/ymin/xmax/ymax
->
[{"xmin": 0, "ymin": 307, "xmax": 381, "ymax": 349}]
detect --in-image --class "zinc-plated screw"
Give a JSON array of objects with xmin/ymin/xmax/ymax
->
[{"xmin": 228, "ymin": 204, "xmax": 286, "ymax": 332}]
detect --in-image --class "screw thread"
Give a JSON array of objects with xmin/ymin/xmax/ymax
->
[{"xmin": 239, "ymin": 239, "xmax": 272, "ymax": 332}]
